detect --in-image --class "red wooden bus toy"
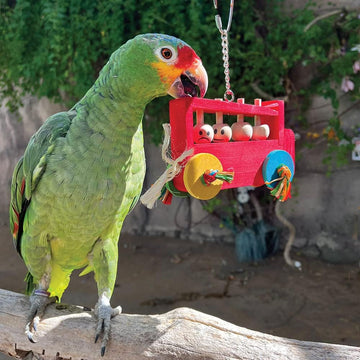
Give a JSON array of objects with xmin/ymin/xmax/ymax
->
[{"xmin": 163, "ymin": 97, "xmax": 295, "ymax": 203}]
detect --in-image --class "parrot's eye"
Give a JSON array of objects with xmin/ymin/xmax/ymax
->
[
  {"xmin": 156, "ymin": 45, "xmax": 176, "ymax": 63},
  {"xmin": 161, "ymin": 48, "xmax": 173, "ymax": 59}
]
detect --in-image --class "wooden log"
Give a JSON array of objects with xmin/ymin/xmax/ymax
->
[{"xmin": 0, "ymin": 288, "xmax": 359, "ymax": 360}]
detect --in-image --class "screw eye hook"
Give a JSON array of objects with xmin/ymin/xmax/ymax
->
[{"xmin": 213, "ymin": 0, "xmax": 234, "ymax": 33}]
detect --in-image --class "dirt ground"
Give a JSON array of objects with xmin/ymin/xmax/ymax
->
[{"xmin": 0, "ymin": 223, "xmax": 360, "ymax": 357}]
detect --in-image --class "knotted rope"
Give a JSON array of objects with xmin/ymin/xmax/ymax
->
[
  {"xmin": 201, "ymin": 169, "xmax": 234, "ymax": 186},
  {"xmin": 265, "ymin": 165, "xmax": 292, "ymax": 202},
  {"xmin": 140, "ymin": 124, "xmax": 193, "ymax": 209}
]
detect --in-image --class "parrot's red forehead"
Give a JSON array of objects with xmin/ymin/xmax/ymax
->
[{"xmin": 175, "ymin": 45, "xmax": 200, "ymax": 69}]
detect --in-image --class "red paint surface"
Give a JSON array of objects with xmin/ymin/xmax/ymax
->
[{"xmin": 169, "ymin": 97, "xmax": 295, "ymax": 193}]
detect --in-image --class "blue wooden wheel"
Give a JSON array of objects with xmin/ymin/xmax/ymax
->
[{"xmin": 262, "ymin": 150, "xmax": 294, "ymax": 189}]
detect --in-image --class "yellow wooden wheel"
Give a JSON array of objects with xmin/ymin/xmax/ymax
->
[{"xmin": 183, "ymin": 153, "xmax": 223, "ymax": 200}]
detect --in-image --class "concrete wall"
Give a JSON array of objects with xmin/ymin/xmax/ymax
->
[
  {"xmin": 283, "ymin": 94, "xmax": 360, "ymax": 263},
  {"xmin": 0, "ymin": 97, "xmax": 64, "ymax": 223}
]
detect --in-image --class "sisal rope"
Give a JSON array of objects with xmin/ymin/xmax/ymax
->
[{"xmin": 140, "ymin": 124, "xmax": 193, "ymax": 209}]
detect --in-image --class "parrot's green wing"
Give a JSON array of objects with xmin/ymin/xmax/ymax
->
[{"xmin": 10, "ymin": 111, "xmax": 75, "ymax": 257}]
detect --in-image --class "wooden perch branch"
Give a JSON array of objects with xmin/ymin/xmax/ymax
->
[{"xmin": 0, "ymin": 289, "xmax": 359, "ymax": 360}]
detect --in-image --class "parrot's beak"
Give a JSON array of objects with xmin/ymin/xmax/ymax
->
[{"xmin": 168, "ymin": 60, "xmax": 208, "ymax": 99}]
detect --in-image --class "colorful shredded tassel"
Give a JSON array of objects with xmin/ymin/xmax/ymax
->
[
  {"xmin": 159, "ymin": 180, "xmax": 189, "ymax": 205},
  {"xmin": 266, "ymin": 165, "xmax": 292, "ymax": 202},
  {"xmin": 160, "ymin": 189, "xmax": 173, "ymax": 205},
  {"xmin": 201, "ymin": 169, "xmax": 234, "ymax": 186}
]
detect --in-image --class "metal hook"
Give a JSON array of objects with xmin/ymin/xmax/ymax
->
[
  {"xmin": 213, "ymin": 0, "xmax": 234, "ymax": 33},
  {"xmin": 214, "ymin": 0, "xmax": 235, "ymax": 101}
]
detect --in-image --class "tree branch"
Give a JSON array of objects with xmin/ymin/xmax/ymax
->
[
  {"xmin": 0, "ymin": 289, "xmax": 359, "ymax": 360},
  {"xmin": 304, "ymin": 10, "xmax": 343, "ymax": 32}
]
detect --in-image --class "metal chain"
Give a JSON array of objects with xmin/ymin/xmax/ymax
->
[
  {"xmin": 220, "ymin": 29, "xmax": 234, "ymax": 102},
  {"xmin": 214, "ymin": 0, "xmax": 235, "ymax": 102}
]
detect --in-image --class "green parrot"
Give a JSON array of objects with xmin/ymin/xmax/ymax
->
[{"xmin": 9, "ymin": 33, "xmax": 207, "ymax": 355}]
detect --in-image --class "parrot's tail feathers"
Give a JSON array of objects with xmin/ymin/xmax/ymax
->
[
  {"xmin": 79, "ymin": 265, "xmax": 93, "ymax": 277},
  {"xmin": 25, "ymin": 272, "xmax": 36, "ymax": 295}
]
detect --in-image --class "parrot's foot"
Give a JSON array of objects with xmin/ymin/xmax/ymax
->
[
  {"xmin": 94, "ymin": 297, "xmax": 122, "ymax": 356},
  {"xmin": 25, "ymin": 290, "xmax": 56, "ymax": 343}
]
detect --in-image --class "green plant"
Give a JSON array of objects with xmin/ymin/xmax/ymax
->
[
  {"xmin": 1, "ymin": 1, "xmax": 359, "ymax": 150},
  {"xmin": 0, "ymin": 1, "xmax": 359, "ymax": 155}
]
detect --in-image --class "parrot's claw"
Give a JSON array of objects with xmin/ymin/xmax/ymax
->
[
  {"xmin": 94, "ymin": 303, "xmax": 122, "ymax": 356},
  {"xmin": 25, "ymin": 291, "xmax": 56, "ymax": 343}
]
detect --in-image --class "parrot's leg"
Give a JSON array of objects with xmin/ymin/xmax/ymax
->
[
  {"xmin": 94, "ymin": 293, "xmax": 122, "ymax": 356},
  {"xmin": 92, "ymin": 237, "xmax": 121, "ymax": 356},
  {"xmin": 25, "ymin": 288, "xmax": 57, "ymax": 343},
  {"xmin": 25, "ymin": 264, "xmax": 71, "ymax": 342},
  {"xmin": 21, "ymin": 234, "xmax": 56, "ymax": 342},
  {"xmin": 22, "ymin": 233, "xmax": 71, "ymax": 343}
]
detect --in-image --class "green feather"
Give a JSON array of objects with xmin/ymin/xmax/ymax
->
[{"xmin": 25, "ymin": 272, "xmax": 35, "ymax": 295}]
